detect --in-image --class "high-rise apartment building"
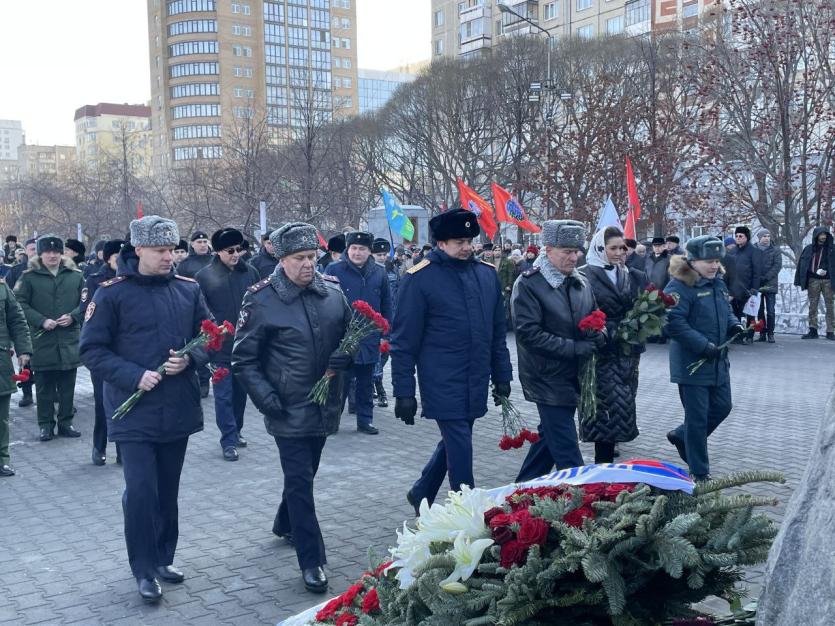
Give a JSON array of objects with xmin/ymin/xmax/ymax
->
[
  {"xmin": 0, "ymin": 120, "xmax": 24, "ymax": 184},
  {"xmin": 17, "ymin": 145, "xmax": 76, "ymax": 180},
  {"xmin": 357, "ymin": 68, "xmax": 416, "ymax": 114},
  {"xmin": 431, "ymin": 0, "xmax": 714, "ymax": 59},
  {"xmin": 147, "ymin": 0, "xmax": 359, "ymax": 171},
  {"xmin": 74, "ymin": 103, "xmax": 153, "ymax": 177}
]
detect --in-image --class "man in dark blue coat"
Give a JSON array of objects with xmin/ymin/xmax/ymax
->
[
  {"xmin": 371, "ymin": 238, "xmax": 399, "ymax": 408},
  {"xmin": 81, "ymin": 239, "xmax": 124, "ymax": 467},
  {"xmin": 391, "ymin": 209, "xmax": 513, "ymax": 513},
  {"xmin": 324, "ymin": 231, "xmax": 391, "ymax": 435},
  {"xmin": 729, "ymin": 226, "xmax": 762, "ymax": 343},
  {"xmin": 80, "ymin": 216, "xmax": 212, "ymax": 602},
  {"xmin": 196, "ymin": 228, "xmax": 260, "ymax": 461},
  {"xmin": 664, "ymin": 236, "xmax": 744, "ymax": 481},
  {"xmin": 250, "ymin": 231, "xmax": 278, "ymax": 279}
]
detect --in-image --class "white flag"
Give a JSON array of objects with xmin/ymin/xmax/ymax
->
[{"xmin": 595, "ymin": 196, "xmax": 622, "ymax": 233}]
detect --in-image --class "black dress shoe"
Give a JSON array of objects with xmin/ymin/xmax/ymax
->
[
  {"xmin": 155, "ymin": 565, "xmax": 185, "ymax": 583},
  {"xmin": 666, "ymin": 431, "xmax": 687, "ymax": 464},
  {"xmin": 39, "ymin": 427, "xmax": 53, "ymax": 442},
  {"xmin": 237, "ymin": 434, "xmax": 247, "ymax": 448},
  {"xmin": 272, "ymin": 528, "xmax": 295, "ymax": 546},
  {"xmin": 57, "ymin": 424, "xmax": 81, "ymax": 438},
  {"xmin": 223, "ymin": 446, "xmax": 239, "ymax": 461},
  {"xmin": 302, "ymin": 566, "xmax": 328, "ymax": 593},
  {"xmin": 18, "ymin": 395, "xmax": 33, "ymax": 408},
  {"xmin": 357, "ymin": 424, "xmax": 379, "ymax": 435},
  {"xmin": 406, "ymin": 489, "xmax": 420, "ymax": 516},
  {"xmin": 137, "ymin": 577, "xmax": 162, "ymax": 601},
  {"xmin": 92, "ymin": 448, "xmax": 106, "ymax": 466},
  {"xmin": 0, "ymin": 464, "xmax": 15, "ymax": 477}
]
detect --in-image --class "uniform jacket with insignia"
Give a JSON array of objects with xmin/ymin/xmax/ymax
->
[
  {"xmin": 14, "ymin": 257, "xmax": 84, "ymax": 371},
  {"xmin": 80, "ymin": 263, "xmax": 116, "ymax": 323},
  {"xmin": 79, "ymin": 249, "xmax": 212, "ymax": 443},
  {"xmin": 0, "ymin": 279, "xmax": 32, "ymax": 396},
  {"xmin": 664, "ymin": 255, "xmax": 739, "ymax": 386},
  {"xmin": 232, "ymin": 268, "xmax": 352, "ymax": 439},
  {"xmin": 390, "ymin": 248, "xmax": 513, "ymax": 421}
]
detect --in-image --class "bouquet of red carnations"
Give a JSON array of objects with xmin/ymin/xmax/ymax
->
[
  {"xmin": 308, "ymin": 300, "xmax": 388, "ymax": 405},
  {"xmin": 111, "ymin": 319, "xmax": 234, "ymax": 420},
  {"xmin": 577, "ymin": 310, "xmax": 606, "ymax": 421},
  {"xmin": 496, "ymin": 390, "xmax": 538, "ymax": 451},
  {"xmin": 616, "ymin": 283, "xmax": 677, "ymax": 354},
  {"xmin": 687, "ymin": 319, "xmax": 764, "ymax": 376}
]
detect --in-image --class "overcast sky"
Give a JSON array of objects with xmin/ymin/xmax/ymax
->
[{"xmin": 0, "ymin": 0, "xmax": 429, "ymax": 146}]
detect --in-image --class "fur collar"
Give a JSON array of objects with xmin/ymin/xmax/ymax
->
[
  {"xmin": 270, "ymin": 266, "xmax": 329, "ymax": 303},
  {"xmin": 669, "ymin": 255, "xmax": 726, "ymax": 287},
  {"xmin": 27, "ymin": 256, "xmax": 78, "ymax": 273},
  {"xmin": 533, "ymin": 253, "xmax": 580, "ymax": 289}
]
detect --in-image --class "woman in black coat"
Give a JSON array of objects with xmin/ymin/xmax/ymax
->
[{"xmin": 579, "ymin": 226, "xmax": 647, "ymax": 463}]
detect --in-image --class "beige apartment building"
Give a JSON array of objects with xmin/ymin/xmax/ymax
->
[
  {"xmin": 74, "ymin": 103, "xmax": 153, "ymax": 177},
  {"xmin": 147, "ymin": 0, "xmax": 358, "ymax": 171},
  {"xmin": 431, "ymin": 0, "xmax": 716, "ymax": 59},
  {"xmin": 17, "ymin": 145, "xmax": 76, "ymax": 180}
]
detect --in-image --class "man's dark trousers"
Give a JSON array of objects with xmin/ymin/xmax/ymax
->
[
  {"xmin": 516, "ymin": 404, "xmax": 584, "ymax": 482},
  {"xmin": 345, "ymin": 363, "xmax": 374, "ymax": 428},
  {"xmin": 673, "ymin": 383, "xmax": 732, "ymax": 477},
  {"xmin": 758, "ymin": 292, "xmax": 777, "ymax": 333},
  {"xmin": 35, "ymin": 369, "xmax": 77, "ymax": 429},
  {"xmin": 411, "ymin": 419, "xmax": 475, "ymax": 507},
  {"xmin": 120, "ymin": 438, "xmax": 189, "ymax": 579},
  {"xmin": 213, "ymin": 373, "xmax": 246, "ymax": 448},
  {"xmin": 273, "ymin": 436, "xmax": 327, "ymax": 570},
  {"xmin": 92, "ymin": 373, "xmax": 107, "ymax": 452}
]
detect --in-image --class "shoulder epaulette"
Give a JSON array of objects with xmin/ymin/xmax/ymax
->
[
  {"xmin": 322, "ymin": 274, "xmax": 340, "ymax": 283},
  {"xmin": 407, "ymin": 259, "xmax": 431, "ymax": 274},
  {"xmin": 101, "ymin": 276, "xmax": 128, "ymax": 288},
  {"xmin": 174, "ymin": 275, "xmax": 197, "ymax": 283},
  {"xmin": 522, "ymin": 267, "xmax": 541, "ymax": 278},
  {"xmin": 479, "ymin": 260, "xmax": 496, "ymax": 268},
  {"xmin": 248, "ymin": 277, "xmax": 272, "ymax": 293}
]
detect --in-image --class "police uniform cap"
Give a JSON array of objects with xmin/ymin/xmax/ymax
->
[
  {"xmin": 211, "ymin": 228, "xmax": 244, "ymax": 252},
  {"xmin": 372, "ymin": 238, "xmax": 391, "ymax": 254},
  {"xmin": 36, "ymin": 235, "xmax": 64, "ymax": 255},
  {"xmin": 686, "ymin": 235, "xmax": 725, "ymax": 261},
  {"xmin": 191, "ymin": 231, "xmax": 209, "ymax": 242},
  {"xmin": 345, "ymin": 231, "xmax": 374, "ymax": 249},
  {"xmin": 429, "ymin": 207, "xmax": 481, "ymax": 241},
  {"xmin": 103, "ymin": 239, "xmax": 125, "ymax": 262},
  {"xmin": 651, "ymin": 237, "xmax": 666, "ymax": 246}
]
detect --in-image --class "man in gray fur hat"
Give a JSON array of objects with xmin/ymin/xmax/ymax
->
[
  {"xmin": 80, "ymin": 215, "xmax": 213, "ymax": 602},
  {"xmin": 232, "ymin": 222, "xmax": 353, "ymax": 594},
  {"xmin": 511, "ymin": 220, "xmax": 604, "ymax": 479}
]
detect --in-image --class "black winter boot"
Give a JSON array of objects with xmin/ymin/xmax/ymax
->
[
  {"xmin": 802, "ymin": 328, "xmax": 819, "ymax": 339},
  {"xmin": 375, "ymin": 380, "xmax": 388, "ymax": 408},
  {"xmin": 767, "ymin": 332, "xmax": 775, "ymax": 343}
]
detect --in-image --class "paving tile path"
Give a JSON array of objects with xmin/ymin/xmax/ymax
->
[{"xmin": 0, "ymin": 335, "xmax": 830, "ymax": 625}]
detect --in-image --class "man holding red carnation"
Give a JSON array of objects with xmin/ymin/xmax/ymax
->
[
  {"xmin": 510, "ymin": 219, "xmax": 603, "ymax": 480},
  {"xmin": 80, "ymin": 216, "xmax": 214, "ymax": 602}
]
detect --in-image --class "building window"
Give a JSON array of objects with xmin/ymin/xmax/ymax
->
[
  {"xmin": 434, "ymin": 9, "xmax": 444, "ymax": 27},
  {"xmin": 333, "ymin": 56, "xmax": 341, "ymax": 68},
  {"xmin": 169, "ymin": 62, "xmax": 219, "ymax": 77},
  {"xmin": 625, "ymin": 0, "xmax": 650, "ymax": 25},
  {"xmin": 606, "ymin": 15, "xmax": 623, "ymax": 34},
  {"xmin": 234, "ymin": 107, "xmax": 254, "ymax": 118},
  {"xmin": 576, "ymin": 0, "xmax": 592, "ymax": 11},
  {"xmin": 171, "ymin": 82, "xmax": 219, "ymax": 98},
  {"xmin": 233, "ymin": 65, "xmax": 254, "ymax": 78},
  {"xmin": 173, "ymin": 145, "xmax": 222, "ymax": 160},
  {"xmin": 172, "ymin": 124, "xmax": 221, "ymax": 140},
  {"xmin": 576, "ymin": 24, "xmax": 593, "ymax": 38},
  {"xmin": 264, "ymin": 1, "xmax": 284, "ymax": 22},
  {"xmin": 233, "ymin": 45, "xmax": 252, "ymax": 57},
  {"xmin": 343, "ymin": 77, "xmax": 351, "ymax": 88},
  {"xmin": 341, "ymin": 17, "xmax": 350, "ymax": 29},
  {"xmin": 544, "ymin": 2, "xmax": 558, "ymax": 20},
  {"xmin": 169, "ymin": 40, "xmax": 218, "ymax": 56},
  {"xmin": 434, "ymin": 39, "xmax": 444, "ymax": 56},
  {"xmin": 342, "ymin": 38, "xmax": 351, "ymax": 49},
  {"xmin": 682, "ymin": 3, "xmax": 698, "ymax": 17},
  {"xmin": 168, "ymin": 19, "xmax": 217, "ymax": 35},
  {"xmin": 167, "ymin": 0, "xmax": 215, "ymax": 16},
  {"xmin": 232, "ymin": 23, "xmax": 251, "ymax": 35},
  {"xmin": 333, "ymin": 37, "xmax": 340, "ymax": 48},
  {"xmin": 343, "ymin": 58, "xmax": 351, "ymax": 68},
  {"xmin": 172, "ymin": 104, "xmax": 220, "ymax": 119},
  {"xmin": 234, "ymin": 87, "xmax": 255, "ymax": 98}
]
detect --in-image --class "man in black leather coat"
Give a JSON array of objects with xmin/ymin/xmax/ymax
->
[{"xmin": 232, "ymin": 222, "xmax": 352, "ymax": 594}]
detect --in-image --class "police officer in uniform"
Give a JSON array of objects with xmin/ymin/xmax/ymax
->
[
  {"xmin": 324, "ymin": 231, "xmax": 391, "ymax": 435},
  {"xmin": 80, "ymin": 216, "xmax": 212, "ymax": 601},
  {"xmin": 232, "ymin": 223, "xmax": 353, "ymax": 593},
  {"xmin": 664, "ymin": 236, "xmax": 745, "ymax": 480},
  {"xmin": 371, "ymin": 238, "xmax": 399, "ymax": 407},
  {"xmin": 391, "ymin": 209, "xmax": 513, "ymax": 513},
  {"xmin": 82, "ymin": 239, "xmax": 125, "ymax": 466}
]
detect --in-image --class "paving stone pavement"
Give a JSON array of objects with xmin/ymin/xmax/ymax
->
[{"xmin": 0, "ymin": 334, "xmax": 831, "ymax": 625}]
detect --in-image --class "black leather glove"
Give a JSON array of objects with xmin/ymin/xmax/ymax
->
[
  {"xmin": 702, "ymin": 342, "xmax": 721, "ymax": 360},
  {"xmin": 492, "ymin": 382, "xmax": 511, "ymax": 406},
  {"xmin": 574, "ymin": 340, "xmax": 596, "ymax": 358},
  {"xmin": 327, "ymin": 351, "xmax": 353, "ymax": 371},
  {"xmin": 727, "ymin": 324, "xmax": 746, "ymax": 339},
  {"xmin": 394, "ymin": 396, "xmax": 418, "ymax": 425},
  {"xmin": 262, "ymin": 392, "xmax": 283, "ymax": 417},
  {"xmin": 585, "ymin": 330, "xmax": 607, "ymax": 350}
]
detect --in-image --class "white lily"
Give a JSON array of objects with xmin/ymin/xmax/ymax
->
[
  {"xmin": 417, "ymin": 486, "xmax": 500, "ymax": 544},
  {"xmin": 439, "ymin": 531, "xmax": 494, "ymax": 587},
  {"xmin": 388, "ymin": 522, "xmax": 432, "ymax": 589}
]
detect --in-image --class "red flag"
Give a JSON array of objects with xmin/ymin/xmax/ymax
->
[
  {"xmin": 457, "ymin": 178, "xmax": 498, "ymax": 240},
  {"xmin": 623, "ymin": 208, "xmax": 636, "ymax": 240},
  {"xmin": 136, "ymin": 201, "xmax": 144, "ymax": 219},
  {"xmin": 491, "ymin": 183, "xmax": 541, "ymax": 233},
  {"xmin": 316, "ymin": 230, "xmax": 328, "ymax": 249},
  {"xmin": 624, "ymin": 157, "xmax": 641, "ymax": 240}
]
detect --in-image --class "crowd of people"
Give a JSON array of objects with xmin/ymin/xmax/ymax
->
[{"xmin": 0, "ymin": 212, "xmax": 832, "ymax": 604}]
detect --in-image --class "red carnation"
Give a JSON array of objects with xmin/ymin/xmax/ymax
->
[
  {"xmin": 361, "ymin": 587, "xmax": 380, "ymax": 614},
  {"xmin": 335, "ymin": 613, "xmax": 359, "ymax": 626},
  {"xmin": 521, "ymin": 429, "xmax": 540, "ymax": 444},
  {"xmin": 372, "ymin": 560, "xmax": 392, "ymax": 578},
  {"xmin": 222, "ymin": 320, "xmax": 235, "ymax": 335},
  {"xmin": 379, "ymin": 339, "xmax": 391, "ymax": 354},
  {"xmin": 11, "ymin": 368, "xmax": 31, "ymax": 383},
  {"xmin": 499, "ymin": 540, "xmax": 528, "ymax": 568},
  {"xmin": 352, "ymin": 300, "xmax": 374, "ymax": 317},
  {"xmin": 498, "ymin": 435, "xmax": 513, "ymax": 451},
  {"xmin": 315, "ymin": 597, "xmax": 343, "ymax": 621},
  {"xmin": 752, "ymin": 319, "xmax": 765, "ymax": 333},
  {"xmin": 210, "ymin": 367, "xmax": 230, "ymax": 385},
  {"xmin": 578, "ymin": 310, "xmax": 607, "ymax": 332},
  {"xmin": 200, "ymin": 319, "xmax": 219, "ymax": 336},
  {"xmin": 516, "ymin": 517, "xmax": 550, "ymax": 547},
  {"xmin": 341, "ymin": 583, "xmax": 364, "ymax": 607}
]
